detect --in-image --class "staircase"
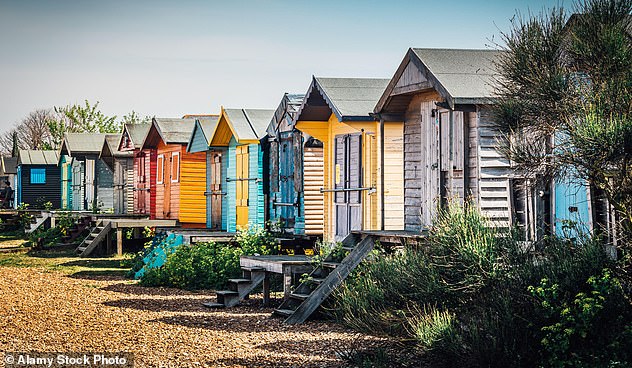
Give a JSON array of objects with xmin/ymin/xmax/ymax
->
[
  {"xmin": 61, "ymin": 216, "xmax": 92, "ymax": 244},
  {"xmin": 76, "ymin": 220, "xmax": 112, "ymax": 257},
  {"xmin": 25, "ymin": 212, "xmax": 50, "ymax": 234},
  {"xmin": 202, "ymin": 267, "xmax": 268, "ymax": 308},
  {"xmin": 273, "ymin": 233, "xmax": 376, "ymax": 324}
]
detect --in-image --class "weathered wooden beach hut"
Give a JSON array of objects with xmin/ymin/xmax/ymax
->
[
  {"xmin": 207, "ymin": 107, "xmax": 275, "ymax": 231},
  {"xmin": 263, "ymin": 93, "xmax": 325, "ymax": 237},
  {"xmin": 186, "ymin": 117, "xmax": 223, "ymax": 230},
  {"xmin": 294, "ymin": 77, "xmax": 404, "ymax": 241},
  {"xmin": 15, "ymin": 150, "xmax": 61, "ymax": 209},
  {"xmin": 141, "ymin": 117, "xmax": 212, "ymax": 227},
  {"xmin": 0, "ymin": 156, "xmax": 17, "ymax": 190},
  {"xmin": 101, "ymin": 133, "xmax": 134, "ymax": 214},
  {"xmin": 118, "ymin": 123, "xmax": 153, "ymax": 217},
  {"xmin": 59, "ymin": 133, "xmax": 113, "ymax": 212},
  {"xmin": 374, "ymin": 48, "xmax": 511, "ymax": 231}
]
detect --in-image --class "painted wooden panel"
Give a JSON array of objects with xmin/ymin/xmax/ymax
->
[
  {"xmin": 71, "ymin": 160, "xmax": 84, "ymax": 211},
  {"xmin": 227, "ymin": 140, "xmax": 237, "ymax": 232},
  {"xmin": 125, "ymin": 157, "xmax": 134, "ymax": 213},
  {"xmin": 179, "ymin": 146, "xmax": 207, "ymax": 225},
  {"xmin": 477, "ymin": 108, "xmax": 511, "ymax": 227},
  {"xmin": 18, "ymin": 165, "xmax": 62, "ymax": 209},
  {"xmin": 113, "ymin": 159, "xmax": 127, "ymax": 214},
  {"xmin": 60, "ymin": 155, "xmax": 72, "ymax": 210},
  {"xmin": 96, "ymin": 158, "xmax": 114, "ymax": 213},
  {"xmin": 236, "ymin": 145, "xmax": 249, "ymax": 227},
  {"xmin": 304, "ymin": 146, "xmax": 324, "ymax": 235},
  {"xmin": 383, "ymin": 122, "xmax": 404, "ymax": 230},
  {"xmin": 155, "ymin": 142, "xmax": 181, "ymax": 220},
  {"xmin": 207, "ymin": 151, "xmax": 227, "ymax": 230}
]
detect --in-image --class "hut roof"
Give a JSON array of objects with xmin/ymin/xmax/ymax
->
[
  {"xmin": 121, "ymin": 123, "xmax": 151, "ymax": 149},
  {"xmin": 60, "ymin": 133, "xmax": 107, "ymax": 156},
  {"xmin": 1, "ymin": 156, "xmax": 17, "ymax": 175},
  {"xmin": 266, "ymin": 93, "xmax": 305, "ymax": 137},
  {"xmin": 295, "ymin": 77, "xmax": 389, "ymax": 122},
  {"xmin": 18, "ymin": 150, "xmax": 59, "ymax": 165},
  {"xmin": 375, "ymin": 48, "xmax": 503, "ymax": 114}
]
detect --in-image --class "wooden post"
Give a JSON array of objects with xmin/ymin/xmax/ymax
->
[
  {"xmin": 262, "ymin": 272, "xmax": 270, "ymax": 307},
  {"xmin": 116, "ymin": 228, "xmax": 123, "ymax": 256},
  {"xmin": 106, "ymin": 231, "xmax": 112, "ymax": 254},
  {"xmin": 283, "ymin": 266, "xmax": 292, "ymax": 300},
  {"xmin": 50, "ymin": 215, "xmax": 56, "ymax": 228}
]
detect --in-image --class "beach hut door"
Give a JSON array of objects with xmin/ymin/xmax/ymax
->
[
  {"xmin": 114, "ymin": 160, "xmax": 126, "ymax": 214},
  {"xmin": 279, "ymin": 134, "xmax": 296, "ymax": 228},
  {"xmin": 334, "ymin": 134, "xmax": 362, "ymax": 240},
  {"xmin": 164, "ymin": 155, "xmax": 172, "ymax": 217},
  {"xmin": 209, "ymin": 152, "xmax": 222, "ymax": 229},
  {"xmin": 236, "ymin": 145, "xmax": 250, "ymax": 227}
]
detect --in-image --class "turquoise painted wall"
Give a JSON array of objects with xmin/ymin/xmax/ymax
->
[
  {"xmin": 227, "ymin": 137, "xmax": 237, "ymax": 232},
  {"xmin": 248, "ymin": 143, "xmax": 265, "ymax": 228},
  {"xmin": 221, "ymin": 148, "xmax": 228, "ymax": 231}
]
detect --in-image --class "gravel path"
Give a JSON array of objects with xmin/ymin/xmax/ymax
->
[{"xmin": 0, "ymin": 266, "xmax": 375, "ymax": 367}]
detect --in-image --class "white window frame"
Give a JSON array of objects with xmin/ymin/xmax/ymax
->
[
  {"xmin": 157, "ymin": 154, "xmax": 164, "ymax": 184},
  {"xmin": 171, "ymin": 152, "xmax": 180, "ymax": 183}
]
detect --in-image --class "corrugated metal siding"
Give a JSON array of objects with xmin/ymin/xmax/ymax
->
[
  {"xmin": 304, "ymin": 147, "xmax": 324, "ymax": 235},
  {"xmin": 19, "ymin": 165, "xmax": 61, "ymax": 208}
]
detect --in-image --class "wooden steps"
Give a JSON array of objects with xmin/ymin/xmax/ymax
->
[
  {"xmin": 75, "ymin": 221, "xmax": 112, "ymax": 257},
  {"xmin": 61, "ymin": 216, "xmax": 91, "ymax": 243},
  {"xmin": 203, "ymin": 267, "xmax": 267, "ymax": 308},
  {"xmin": 274, "ymin": 233, "xmax": 376, "ymax": 324},
  {"xmin": 25, "ymin": 212, "xmax": 50, "ymax": 234}
]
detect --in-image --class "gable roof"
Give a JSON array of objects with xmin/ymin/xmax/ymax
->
[
  {"xmin": 295, "ymin": 77, "xmax": 389, "ymax": 122},
  {"xmin": 0, "ymin": 156, "xmax": 17, "ymax": 175},
  {"xmin": 60, "ymin": 133, "xmax": 107, "ymax": 157},
  {"xmin": 18, "ymin": 149, "xmax": 59, "ymax": 165},
  {"xmin": 209, "ymin": 107, "xmax": 275, "ymax": 146},
  {"xmin": 119, "ymin": 123, "xmax": 151, "ymax": 150},
  {"xmin": 141, "ymin": 116, "xmax": 217, "ymax": 149},
  {"xmin": 186, "ymin": 117, "xmax": 220, "ymax": 153},
  {"xmin": 102, "ymin": 133, "xmax": 131, "ymax": 159},
  {"xmin": 375, "ymin": 48, "xmax": 503, "ymax": 114},
  {"xmin": 266, "ymin": 93, "xmax": 305, "ymax": 137}
]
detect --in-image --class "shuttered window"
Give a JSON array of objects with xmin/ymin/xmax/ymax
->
[{"xmin": 30, "ymin": 168, "xmax": 46, "ymax": 184}]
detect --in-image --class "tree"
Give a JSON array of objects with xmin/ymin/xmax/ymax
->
[
  {"xmin": 47, "ymin": 100, "xmax": 120, "ymax": 148},
  {"xmin": 121, "ymin": 110, "xmax": 151, "ymax": 125},
  {"xmin": 493, "ymin": 0, "xmax": 632, "ymax": 246}
]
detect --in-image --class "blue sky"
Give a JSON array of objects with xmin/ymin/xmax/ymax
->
[{"xmin": 0, "ymin": 0, "xmax": 561, "ymax": 133}]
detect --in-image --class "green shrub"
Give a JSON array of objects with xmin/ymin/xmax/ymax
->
[
  {"xmin": 138, "ymin": 226, "xmax": 277, "ymax": 290},
  {"xmin": 29, "ymin": 227, "xmax": 62, "ymax": 249},
  {"xmin": 333, "ymin": 200, "xmax": 632, "ymax": 367}
]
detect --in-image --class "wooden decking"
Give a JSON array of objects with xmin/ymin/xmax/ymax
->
[
  {"xmin": 156, "ymin": 229, "xmax": 237, "ymax": 244},
  {"xmin": 352, "ymin": 229, "xmax": 427, "ymax": 244},
  {"xmin": 240, "ymin": 255, "xmax": 314, "ymax": 299}
]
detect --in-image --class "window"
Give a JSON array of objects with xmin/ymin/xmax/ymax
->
[
  {"xmin": 171, "ymin": 152, "xmax": 180, "ymax": 183},
  {"xmin": 30, "ymin": 168, "xmax": 46, "ymax": 184},
  {"xmin": 157, "ymin": 154, "xmax": 164, "ymax": 184}
]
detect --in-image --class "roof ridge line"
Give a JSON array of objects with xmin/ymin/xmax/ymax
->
[{"xmin": 241, "ymin": 109, "xmax": 258, "ymax": 138}]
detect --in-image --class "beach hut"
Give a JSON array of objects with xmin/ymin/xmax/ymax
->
[
  {"xmin": 0, "ymin": 156, "xmax": 17, "ymax": 188},
  {"xmin": 101, "ymin": 133, "xmax": 134, "ymax": 215},
  {"xmin": 374, "ymin": 48, "xmax": 513, "ymax": 232},
  {"xmin": 263, "ymin": 93, "xmax": 325, "ymax": 237},
  {"xmin": 294, "ymin": 77, "xmax": 404, "ymax": 241},
  {"xmin": 186, "ymin": 117, "xmax": 223, "ymax": 229},
  {"xmin": 141, "ymin": 117, "xmax": 213, "ymax": 227},
  {"xmin": 15, "ymin": 150, "xmax": 61, "ymax": 209},
  {"xmin": 118, "ymin": 123, "xmax": 153, "ymax": 217},
  {"xmin": 59, "ymin": 133, "xmax": 113, "ymax": 212},
  {"xmin": 207, "ymin": 107, "xmax": 275, "ymax": 231}
]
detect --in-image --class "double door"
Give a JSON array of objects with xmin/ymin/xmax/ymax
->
[{"xmin": 334, "ymin": 134, "xmax": 363, "ymax": 240}]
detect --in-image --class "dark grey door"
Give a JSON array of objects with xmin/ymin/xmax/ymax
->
[{"xmin": 334, "ymin": 133, "xmax": 362, "ymax": 240}]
